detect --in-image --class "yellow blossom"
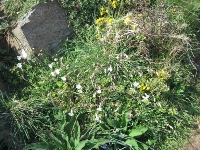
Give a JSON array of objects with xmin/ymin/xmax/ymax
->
[
  {"xmin": 140, "ymin": 83, "xmax": 150, "ymax": 91},
  {"xmin": 131, "ymin": 24, "xmax": 139, "ymax": 30},
  {"xmin": 109, "ymin": 0, "xmax": 120, "ymax": 9},
  {"xmin": 100, "ymin": 7, "xmax": 109, "ymax": 16},
  {"xmin": 100, "ymin": 7, "xmax": 104, "ymax": 11},
  {"xmin": 124, "ymin": 17, "xmax": 131, "ymax": 25},
  {"xmin": 107, "ymin": 18, "xmax": 114, "ymax": 25},
  {"xmin": 156, "ymin": 70, "xmax": 170, "ymax": 80},
  {"xmin": 95, "ymin": 17, "xmax": 106, "ymax": 24}
]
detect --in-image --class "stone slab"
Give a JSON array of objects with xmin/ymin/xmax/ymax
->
[{"xmin": 8, "ymin": 0, "xmax": 72, "ymax": 60}]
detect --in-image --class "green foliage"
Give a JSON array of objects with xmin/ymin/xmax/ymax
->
[
  {"xmin": 58, "ymin": 0, "xmax": 107, "ymax": 34},
  {"xmin": 99, "ymin": 111, "xmax": 149, "ymax": 150},
  {"xmin": 25, "ymin": 112, "xmax": 109, "ymax": 150},
  {"xmin": 0, "ymin": 0, "xmax": 199, "ymax": 149},
  {"xmin": 1, "ymin": 0, "xmax": 47, "ymax": 21}
]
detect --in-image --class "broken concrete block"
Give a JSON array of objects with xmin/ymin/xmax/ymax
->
[{"xmin": 7, "ymin": 0, "xmax": 72, "ymax": 60}]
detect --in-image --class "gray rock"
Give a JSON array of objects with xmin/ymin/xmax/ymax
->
[{"xmin": 7, "ymin": 0, "xmax": 72, "ymax": 60}]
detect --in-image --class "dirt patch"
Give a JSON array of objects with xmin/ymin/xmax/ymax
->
[{"xmin": 185, "ymin": 121, "xmax": 200, "ymax": 150}]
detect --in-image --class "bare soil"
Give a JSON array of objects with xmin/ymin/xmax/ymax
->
[{"xmin": 185, "ymin": 120, "xmax": 200, "ymax": 150}]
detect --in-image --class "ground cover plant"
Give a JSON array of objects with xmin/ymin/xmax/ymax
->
[{"xmin": 0, "ymin": 0, "xmax": 200, "ymax": 149}]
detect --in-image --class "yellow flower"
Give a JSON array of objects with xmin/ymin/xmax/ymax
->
[
  {"xmin": 124, "ymin": 17, "xmax": 131, "ymax": 25},
  {"xmin": 140, "ymin": 83, "xmax": 150, "ymax": 91},
  {"xmin": 95, "ymin": 17, "xmax": 106, "ymax": 24},
  {"xmin": 100, "ymin": 7, "xmax": 104, "ymax": 11},
  {"xmin": 156, "ymin": 70, "xmax": 170, "ymax": 80},
  {"xmin": 130, "ymin": 25, "xmax": 139, "ymax": 30},
  {"xmin": 112, "ymin": 3, "xmax": 117, "ymax": 8},
  {"xmin": 107, "ymin": 17, "xmax": 114, "ymax": 25},
  {"xmin": 100, "ymin": 7, "xmax": 109, "ymax": 16},
  {"xmin": 109, "ymin": 0, "xmax": 120, "ymax": 9}
]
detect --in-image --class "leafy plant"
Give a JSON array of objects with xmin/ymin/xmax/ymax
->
[
  {"xmin": 25, "ymin": 112, "xmax": 109, "ymax": 150},
  {"xmin": 99, "ymin": 111, "xmax": 149, "ymax": 150}
]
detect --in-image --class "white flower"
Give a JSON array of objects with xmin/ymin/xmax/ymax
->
[
  {"xmin": 48, "ymin": 64, "xmax": 53, "ymax": 68},
  {"xmin": 104, "ymin": 68, "xmax": 107, "ymax": 73},
  {"xmin": 55, "ymin": 69, "xmax": 60, "ymax": 74},
  {"xmin": 51, "ymin": 72, "xmax": 55, "ymax": 76},
  {"xmin": 123, "ymin": 54, "xmax": 128, "ymax": 58},
  {"xmin": 21, "ymin": 49, "xmax": 27, "ymax": 58},
  {"xmin": 133, "ymin": 81, "xmax": 140, "ymax": 88},
  {"xmin": 107, "ymin": 66, "xmax": 113, "ymax": 72},
  {"xmin": 61, "ymin": 76, "xmax": 66, "ymax": 81},
  {"xmin": 97, "ymin": 106, "xmax": 102, "ymax": 111},
  {"xmin": 68, "ymin": 110, "xmax": 74, "ymax": 116},
  {"xmin": 76, "ymin": 83, "xmax": 82, "ymax": 90},
  {"xmin": 54, "ymin": 58, "xmax": 58, "ymax": 61},
  {"xmin": 142, "ymin": 93, "xmax": 150, "ymax": 100},
  {"xmin": 97, "ymin": 89, "xmax": 101, "ymax": 94},
  {"xmin": 93, "ymin": 93, "xmax": 96, "ymax": 98},
  {"xmin": 94, "ymin": 113, "xmax": 100, "ymax": 121},
  {"xmin": 17, "ymin": 56, "xmax": 21, "ymax": 60},
  {"xmin": 157, "ymin": 102, "xmax": 162, "ymax": 107},
  {"xmin": 17, "ymin": 63, "xmax": 22, "ymax": 68},
  {"xmin": 78, "ymin": 89, "xmax": 83, "ymax": 93}
]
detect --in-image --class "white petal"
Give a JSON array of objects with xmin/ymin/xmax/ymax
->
[
  {"xmin": 76, "ymin": 84, "xmax": 82, "ymax": 89},
  {"xmin": 21, "ymin": 49, "xmax": 27, "ymax": 58},
  {"xmin": 17, "ymin": 56, "xmax": 21, "ymax": 60},
  {"xmin": 17, "ymin": 63, "xmax": 22, "ymax": 68},
  {"xmin": 61, "ymin": 76, "xmax": 66, "ymax": 81}
]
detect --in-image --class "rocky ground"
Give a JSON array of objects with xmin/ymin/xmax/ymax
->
[{"xmin": 185, "ymin": 119, "xmax": 200, "ymax": 150}]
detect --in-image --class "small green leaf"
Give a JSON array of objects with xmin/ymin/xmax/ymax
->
[
  {"xmin": 125, "ymin": 139, "xmax": 139, "ymax": 150},
  {"xmin": 100, "ymin": 122, "xmax": 110, "ymax": 130},
  {"xmin": 57, "ymin": 81, "xmax": 63, "ymax": 87},
  {"xmin": 107, "ymin": 119, "xmax": 120, "ymax": 128},
  {"xmin": 129, "ymin": 127, "xmax": 147, "ymax": 137}
]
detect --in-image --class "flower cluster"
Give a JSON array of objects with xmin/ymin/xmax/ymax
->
[
  {"xmin": 109, "ymin": 0, "xmax": 120, "ymax": 9},
  {"xmin": 50, "ymin": 68, "xmax": 60, "ymax": 76},
  {"xmin": 95, "ymin": 17, "xmax": 114, "ymax": 31},
  {"xmin": 100, "ymin": 7, "xmax": 109, "ymax": 16},
  {"xmin": 16, "ymin": 49, "xmax": 28, "ymax": 69},
  {"xmin": 140, "ymin": 83, "xmax": 150, "ymax": 91},
  {"xmin": 156, "ymin": 70, "xmax": 170, "ymax": 80},
  {"xmin": 76, "ymin": 83, "xmax": 83, "ymax": 93}
]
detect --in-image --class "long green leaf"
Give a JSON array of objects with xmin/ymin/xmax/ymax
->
[
  {"xmin": 121, "ymin": 114, "xmax": 129, "ymax": 128},
  {"xmin": 50, "ymin": 133, "xmax": 66, "ymax": 150},
  {"xmin": 74, "ymin": 119, "xmax": 80, "ymax": 143},
  {"xmin": 64, "ymin": 116, "xmax": 76, "ymax": 139}
]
